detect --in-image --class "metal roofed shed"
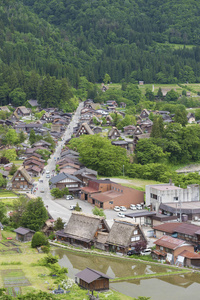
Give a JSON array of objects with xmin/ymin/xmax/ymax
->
[
  {"xmin": 75, "ymin": 267, "xmax": 111, "ymax": 291},
  {"xmin": 14, "ymin": 227, "xmax": 35, "ymax": 242}
]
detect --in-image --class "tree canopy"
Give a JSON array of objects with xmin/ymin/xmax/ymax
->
[{"xmin": 69, "ymin": 135, "xmax": 128, "ymax": 176}]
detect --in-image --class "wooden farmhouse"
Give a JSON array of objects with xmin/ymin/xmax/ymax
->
[
  {"xmin": 56, "ymin": 212, "xmax": 110, "ymax": 249},
  {"xmin": 106, "ymin": 220, "xmax": 147, "ymax": 254},
  {"xmin": 14, "ymin": 106, "xmax": 30, "ymax": 117},
  {"xmin": 11, "ymin": 166, "xmax": 34, "ymax": 190},
  {"xmin": 108, "ymin": 127, "xmax": 121, "ymax": 139},
  {"xmin": 75, "ymin": 123, "xmax": 94, "ymax": 137},
  {"xmin": 75, "ymin": 268, "xmax": 111, "ymax": 291},
  {"xmin": 14, "ymin": 227, "xmax": 35, "ymax": 242}
]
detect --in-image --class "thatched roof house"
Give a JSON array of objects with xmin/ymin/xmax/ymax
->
[
  {"xmin": 11, "ymin": 166, "xmax": 34, "ymax": 190},
  {"xmin": 76, "ymin": 123, "xmax": 94, "ymax": 137},
  {"xmin": 108, "ymin": 127, "xmax": 121, "ymax": 139},
  {"xmin": 106, "ymin": 219, "xmax": 147, "ymax": 254},
  {"xmin": 56, "ymin": 212, "xmax": 110, "ymax": 248}
]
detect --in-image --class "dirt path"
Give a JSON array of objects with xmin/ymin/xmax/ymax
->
[{"xmin": 176, "ymin": 164, "xmax": 200, "ymax": 174}]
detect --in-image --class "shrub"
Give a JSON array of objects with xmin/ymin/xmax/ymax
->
[
  {"xmin": 41, "ymin": 245, "xmax": 50, "ymax": 253},
  {"xmin": 49, "ymin": 232, "xmax": 56, "ymax": 240},
  {"xmin": 31, "ymin": 232, "xmax": 49, "ymax": 248}
]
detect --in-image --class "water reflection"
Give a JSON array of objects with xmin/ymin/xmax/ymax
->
[
  {"xmin": 52, "ymin": 248, "xmax": 174, "ymax": 279},
  {"xmin": 111, "ymin": 275, "xmax": 200, "ymax": 300},
  {"xmin": 52, "ymin": 248, "xmax": 200, "ymax": 299}
]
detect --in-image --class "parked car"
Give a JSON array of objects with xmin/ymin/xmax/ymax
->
[
  {"xmin": 120, "ymin": 206, "xmax": 127, "ymax": 211},
  {"xmin": 130, "ymin": 204, "xmax": 136, "ymax": 210},
  {"xmin": 46, "ymin": 170, "xmax": 50, "ymax": 174},
  {"xmin": 70, "ymin": 204, "xmax": 82, "ymax": 210},
  {"xmin": 127, "ymin": 248, "xmax": 140, "ymax": 256},
  {"xmin": 136, "ymin": 204, "xmax": 142, "ymax": 210},
  {"xmin": 18, "ymin": 156, "xmax": 26, "ymax": 160},
  {"xmin": 70, "ymin": 205, "xmax": 76, "ymax": 210},
  {"xmin": 140, "ymin": 248, "xmax": 152, "ymax": 256},
  {"xmin": 117, "ymin": 212, "xmax": 125, "ymax": 218},
  {"xmin": 39, "ymin": 179, "xmax": 43, "ymax": 183},
  {"xmin": 40, "ymin": 189, "xmax": 45, "ymax": 193},
  {"xmin": 66, "ymin": 195, "xmax": 74, "ymax": 200},
  {"xmin": 114, "ymin": 206, "xmax": 120, "ymax": 212},
  {"xmin": 46, "ymin": 174, "xmax": 50, "ymax": 178}
]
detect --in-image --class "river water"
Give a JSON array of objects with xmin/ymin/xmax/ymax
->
[{"xmin": 52, "ymin": 248, "xmax": 200, "ymax": 299}]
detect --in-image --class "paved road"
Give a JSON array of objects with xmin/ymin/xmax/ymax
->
[{"xmin": 33, "ymin": 102, "xmax": 83, "ymax": 223}]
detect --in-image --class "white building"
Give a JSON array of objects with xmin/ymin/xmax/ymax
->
[{"xmin": 146, "ymin": 183, "xmax": 199, "ymax": 212}]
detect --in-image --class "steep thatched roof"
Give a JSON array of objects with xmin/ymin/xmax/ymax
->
[
  {"xmin": 11, "ymin": 166, "xmax": 33, "ymax": 184},
  {"xmin": 76, "ymin": 122, "xmax": 94, "ymax": 136},
  {"xmin": 64, "ymin": 212, "xmax": 109, "ymax": 242},
  {"xmin": 108, "ymin": 127, "xmax": 120, "ymax": 138},
  {"xmin": 106, "ymin": 220, "xmax": 143, "ymax": 247}
]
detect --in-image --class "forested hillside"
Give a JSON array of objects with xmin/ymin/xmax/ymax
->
[
  {"xmin": 2, "ymin": 0, "xmax": 200, "ymax": 109},
  {"xmin": 22, "ymin": 0, "xmax": 200, "ymax": 83}
]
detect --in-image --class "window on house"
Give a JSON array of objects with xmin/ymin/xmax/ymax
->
[
  {"xmin": 160, "ymin": 246, "xmax": 163, "ymax": 251},
  {"xmin": 109, "ymin": 201, "xmax": 113, "ymax": 204},
  {"xmin": 174, "ymin": 197, "xmax": 179, "ymax": 201},
  {"xmin": 136, "ymin": 236, "xmax": 140, "ymax": 241},
  {"xmin": 121, "ymin": 190, "xmax": 123, "ymax": 193},
  {"xmin": 134, "ymin": 230, "xmax": 138, "ymax": 235}
]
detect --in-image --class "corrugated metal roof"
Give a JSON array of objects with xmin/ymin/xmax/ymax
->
[{"xmin": 154, "ymin": 236, "xmax": 186, "ymax": 250}]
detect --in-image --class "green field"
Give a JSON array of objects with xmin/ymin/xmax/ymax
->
[
  {"xmin": 0, "ymin": 190, "xmax": 17, "ymax": 198},
  {"xmin": 138, "ymin": 83, "xmax": 183, "ymax": 96}
]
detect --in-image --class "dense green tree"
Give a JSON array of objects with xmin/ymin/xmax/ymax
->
[
  {"xmin": 18, "ymin": 131, "xmax": 26, "ymax": 143},
  {"xmin": 165, "ymin": 89, "xmax": 179, "ymax": 102},
  {"xmin": 145, "ymin": 88, "xmax": 155, "ymax": 101},
  {"xmin": 2, "ymin": 129, "xmax": 18, "ymax": 146},
  {"xmin": 69, "ymin": 135, "xmax": 128, "ymax": 176},
  {"xmin": 20, "ymin": 197, "xmax": 48, "ymax": 231},
  {"xmin": 135, "ymin": 139, "xmax": 168, "ymax": 165},
  {"xmin": 150, "ymin": 117, "xmax": 163, "ymax": 138},
  {"xmin": 157, "ymin": 88, "xmax": 163, "ymax": 99},
  {"xmin": 54, "ymin": 217, "xmax": 65, "ymax": 230},
  {"xmin": 29, "ymin": 129, "xmax": 36, "ymax": 145},
  {"xmin": 9, "ymin": 88, "xmax": 26, "ymax": 107},
  {"xmin": 103, "ymin": 74, "xmax": 111, "ymax": 84},
  {"xmin": 11, "ymin": 196, "xmax": 29, "ymax": 227},
  {"xmin": 174, "ymin": 109, "xmax": 188, "ymax": 126},
  {"xmin": 31, "ymin": 232, "xmax": 49, "ymax": 248},
  {"xmin": 9, "ymin": 164, "xmax": 17, "ymax": 175},
  {"xmin": 1, "ymin": 149, "xmax": 17, "ymax": 162}
]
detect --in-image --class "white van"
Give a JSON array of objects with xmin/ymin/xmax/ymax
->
[{"xmin": 140, "ymin": 248, "xmax": 152, "ymax": 256}]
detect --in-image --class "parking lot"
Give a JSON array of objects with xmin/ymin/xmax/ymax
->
[{"xmin": 54, "ymin": 198, "xmax": 147, "ymax": 228}]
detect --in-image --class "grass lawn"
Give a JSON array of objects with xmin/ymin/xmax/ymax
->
[
  {"xmin": 0, "ymin": 238, "xmax": 56, "ymax": 294},
  {"xmin": 100, "ymin": 176, "xmax": 163, "ymax": 191},
  {"xmin": 0, "ymin": 190, "xmax": 17, "ymax": 198},
  {"xmin": 11, "ymin": 160, "xmax": 23, "ymax": 165}
]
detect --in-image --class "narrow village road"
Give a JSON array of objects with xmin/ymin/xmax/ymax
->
[{"xmin": 34, "ymin": 102, "xmax": 83, "ymax": 222}]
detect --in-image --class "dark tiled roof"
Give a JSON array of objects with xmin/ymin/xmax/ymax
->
[
  {"xmin": 75, "ymin": 268, "xmax": 111, "ymax": 283},
  {"xmin": 14, "ymin": 227, "xmax": 35, "ymax": 235},
  {"xmin": 50, "ymin": 172, "xmax": 82, "ymax": 184}
]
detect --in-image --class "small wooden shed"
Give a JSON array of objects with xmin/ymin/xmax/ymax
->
[
  {"xmin": 75, "ymin": 268, "xmax": 111, "ymax": 291},
  {"xmin": 14, "ymin": 227, "xmax": 35, "ymax": 242}
]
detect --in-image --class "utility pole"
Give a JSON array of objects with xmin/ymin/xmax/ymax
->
[{"xmin": 123, "ymin": 165, "xmax": 124, "ymax": 177}]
